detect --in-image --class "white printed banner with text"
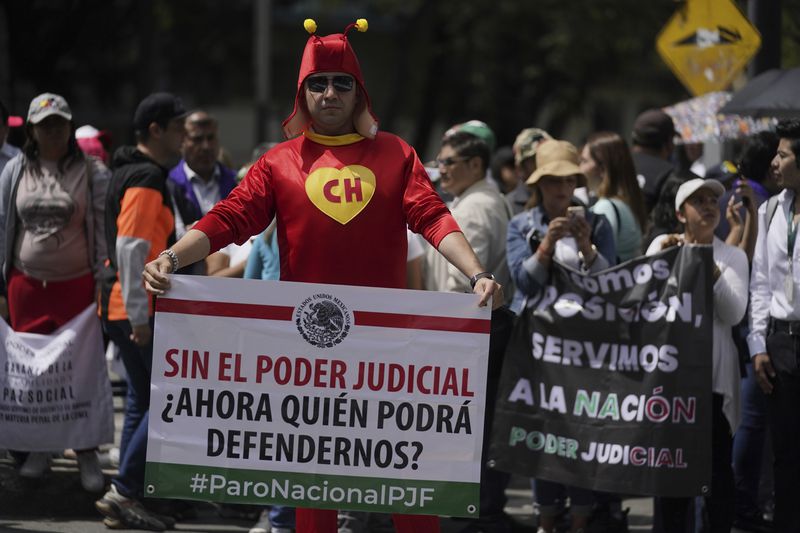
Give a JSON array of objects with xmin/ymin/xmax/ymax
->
[
  {"xmin": 0, "ymin": 305, "xmax": 114, "ymax": 450},
  {"xmin": 146, "ymin": 275, "xmax": 490, "ymax": 517}
]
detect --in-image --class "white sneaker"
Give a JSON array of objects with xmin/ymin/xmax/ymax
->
[
  {"xmin": 106, "ymin": 447, "xmax": 120, "ymax": 468},
  {"xmin": 19, "ymin": 452, "xmax": 50, "ymax": 478},
  {"xmin": 77, "ymin": 449, "xmax": 105, "ymax": 492},
  {"xmin": 249, "ymin": 510, "xmax": 271, "ymax": 533}
]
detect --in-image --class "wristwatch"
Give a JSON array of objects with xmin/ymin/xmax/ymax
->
[{"xmin": 469, "ymin": 272, "xmax": 495, "ymax": 289}]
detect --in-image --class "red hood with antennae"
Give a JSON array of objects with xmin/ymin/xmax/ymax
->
[{"xmin": 282, "ymin": 18, "xmax": 378, "ymax": 139}]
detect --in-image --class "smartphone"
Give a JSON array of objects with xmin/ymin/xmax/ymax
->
[
  {"xmin": 734, "ymin": 179, "xmax": 751, "ymax": 208},
  {"xmin": 567, "ymin": 205, "xmax": 585, "ymax": 219}
]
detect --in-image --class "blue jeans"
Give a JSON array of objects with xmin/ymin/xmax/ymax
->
[
  {"xmin": 732, "ymin": 362, "xmax": 768, "ymax": 518},
  {"xmin": 104, "ymin": 318, "xmax": 153, "ymax": 498}
]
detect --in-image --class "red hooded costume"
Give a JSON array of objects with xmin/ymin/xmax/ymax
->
[
  {"xmin": 193, "ymin": 20, "xmax": 454, "ymax": 532},
  {"xmin": 194, "ymin": 19, "xmax": 459, "ymax": 294}
]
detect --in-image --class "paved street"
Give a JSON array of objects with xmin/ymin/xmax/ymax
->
[
  {"xmin": 0, "ymin": 454, "xmax": 655, "ymax": 533},
  {"xmin": 0, "ymin": 395, "xmax": 662, "ymax": 532}
]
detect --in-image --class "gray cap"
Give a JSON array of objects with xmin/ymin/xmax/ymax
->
[
  {"xmin": 27, "ymin": 93, "xmax": 72, "ymax": 124},
  {"xmin": 513, "ymin": 128, "xmax": 553, "ymax": 166}
]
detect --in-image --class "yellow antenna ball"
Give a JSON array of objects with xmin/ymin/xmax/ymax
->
[
  {"xmin": 355, "ymin": 18, "xmax": 368, "ymax": 32},
  {"xmin": 304, "ymin": 19, "xmax": 317, "ymax": 34}
]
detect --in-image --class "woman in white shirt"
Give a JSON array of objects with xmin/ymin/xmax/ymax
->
[{"xmin": 646, "ymin": 178, "xmax": 749, "ymax": 533}]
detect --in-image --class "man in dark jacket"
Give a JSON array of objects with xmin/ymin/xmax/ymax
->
[
  {"xmin": 631, "ymin": 109, "xmax": 695, "ymax": 213},
  {"xmin": 96, "ymin": 92, "xmax": 186, "ymax": 532}
]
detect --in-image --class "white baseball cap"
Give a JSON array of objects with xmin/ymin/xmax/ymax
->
[{"xmin": 674, "ymin": 178, "xmax": 725, "ymax": 211}]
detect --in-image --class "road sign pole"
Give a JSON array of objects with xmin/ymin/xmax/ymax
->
[{"xmin": 747, "ymin": 0, "xmax": 781, "ymax": 76}]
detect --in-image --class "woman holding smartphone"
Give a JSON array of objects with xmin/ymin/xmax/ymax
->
[
  {"xmin": 507, "ymin": 140, "xmax": 616, "ymax": 315},
  {"xmin": 506, "ymin": 140, "xmax": 616, "ymax": 533}
]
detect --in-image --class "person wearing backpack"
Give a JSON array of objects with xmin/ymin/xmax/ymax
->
[{"xmin": 95, "ymin": 92, "xmax": 187, "ymax": 531}]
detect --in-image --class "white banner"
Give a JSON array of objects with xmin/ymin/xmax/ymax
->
[
  {"xmin": 146, "ymin": 275, "xmax": 491, "ymax": 517},
  {"xmin": 0, "ymin": 305, "xmax": 114, "ymax": 451}
]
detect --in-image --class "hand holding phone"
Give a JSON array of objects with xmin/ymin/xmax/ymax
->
[{"xmin": 567, "ymin": 205, "xmax": 585, "ymax": 219}]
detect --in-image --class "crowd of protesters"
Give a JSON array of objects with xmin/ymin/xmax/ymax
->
[{"xmin": 2, "ymin": 20, "xmax": 800, "ymax": 533}]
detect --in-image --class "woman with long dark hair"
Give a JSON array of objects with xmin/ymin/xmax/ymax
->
[
  {"xmin": 0, "ymin": 93, "xmax": 110, "ymax": 491},
  {"xmin": 580, "ymin": 131, "xmax": 647, "ymax": 261}
]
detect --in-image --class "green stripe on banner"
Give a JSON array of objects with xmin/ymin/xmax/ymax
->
[{"xmin": 145, "ymin": 462, "xmax": 480, "ymax": 517}]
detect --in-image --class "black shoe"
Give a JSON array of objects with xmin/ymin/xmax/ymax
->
[
  {"xmin": 587, "ymin": 506, "xmax": 629, "ymax": 533},
  {"xmin": 454, "ymin": 513, "xmax": 515, "ymax": 533},
  {"xmin": 145, "ymin": 498, "xmax": 196, "ymax": 522}
]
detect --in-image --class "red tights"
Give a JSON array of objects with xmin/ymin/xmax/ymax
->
[{"xmin": 295, "ymin": 509, "xmax": 440, "ymax": 533}]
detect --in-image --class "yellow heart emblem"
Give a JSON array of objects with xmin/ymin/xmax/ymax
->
[{"xmin": 305, "ymin": 165, "xmax": 376, "ymax": 224}]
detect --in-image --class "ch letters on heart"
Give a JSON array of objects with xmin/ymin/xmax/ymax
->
[{"xmin": 305, "ymin": 165, "xmax": 376, "ymax": 224}]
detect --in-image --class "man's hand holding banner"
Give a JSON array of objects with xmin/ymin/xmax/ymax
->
[{"xmin": 145, "ymin": 275, "xmax": 491, "ymax": 518}]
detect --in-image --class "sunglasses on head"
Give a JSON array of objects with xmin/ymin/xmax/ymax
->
[{"xmin": 306, "ymin": 75, "xmax": 355, "ymax": 93}]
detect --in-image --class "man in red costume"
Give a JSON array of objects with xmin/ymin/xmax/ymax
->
[{"xmin": 144, "ymin": 18, "xmax": 502, "ymax": 533}]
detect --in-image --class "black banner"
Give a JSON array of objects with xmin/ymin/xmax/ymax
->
[{"xmin": 489, "ymin": 246, "xmax": 713, "ymax": 497}]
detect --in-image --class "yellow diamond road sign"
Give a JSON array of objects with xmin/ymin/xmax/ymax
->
[{"xmin": 657, "ymin": 0, "xmax": 762, "ymax": 96}]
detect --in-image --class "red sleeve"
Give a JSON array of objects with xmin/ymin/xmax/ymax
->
[
  {"xmin": 193, "ymin": 156, "xmax": 275, "ymax": 253},
  {"xmin": 403, "ymin": 147, "xmax": 461, "ymax": 248}
]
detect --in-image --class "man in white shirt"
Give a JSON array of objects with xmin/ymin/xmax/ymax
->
[
  {"xmin": 425, "ymin": 131, "xmax": 513, "ymax": 301},
  {"xmin": 748, "ymin": 118, "xmax": 800, "ymax": 532},
  {"xmin": 423, "ymin": 129, "xmax": 514, "ymax": 531}
]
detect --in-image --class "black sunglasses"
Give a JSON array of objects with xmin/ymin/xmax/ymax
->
[
  {"xmin": 306, "ymin": 75, "xmax": 355, "ymax": 93},
  {"xmin": 436, "ymin": 155, "xmax": 470, "ymax": 167}
]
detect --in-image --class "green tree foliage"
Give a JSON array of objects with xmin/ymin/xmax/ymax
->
[{"xmin": 1, "ymin": 0, "xmax": 797, "ymax": 153}]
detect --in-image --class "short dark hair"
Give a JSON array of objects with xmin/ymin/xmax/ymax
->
[
  {"xmin": 490, "ymin": 146, "xmax": 514, "ymax": 182},
  {"xmin": 738, "ymin": 131, "xmax": 779, "ymax": 182},
  {"xmin": 631, "ymin": 109, "xmax": 676, "ymax": 150},
  {"xmin": 441, "ymin": 131, "xmax": 490, "ymax": 173},
  {"xmin": 776, "ymin": 119, "xmax": 800, "ymax": 168},
  {"xmin": 186, "ymin": 110, "xmax": 218, "ymax": 129}
]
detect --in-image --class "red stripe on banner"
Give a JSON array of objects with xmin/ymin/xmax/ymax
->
[
  {"xmin": 156, "ymin": 298, "xmax": 294, "ymax": 321},
  {"xmin": 353, "ymin": 311, "xmax": 490, "ymax": 334},
  {"xmin": 156, "ymin": 298, "xmax": 488, "ymax": 333}
]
